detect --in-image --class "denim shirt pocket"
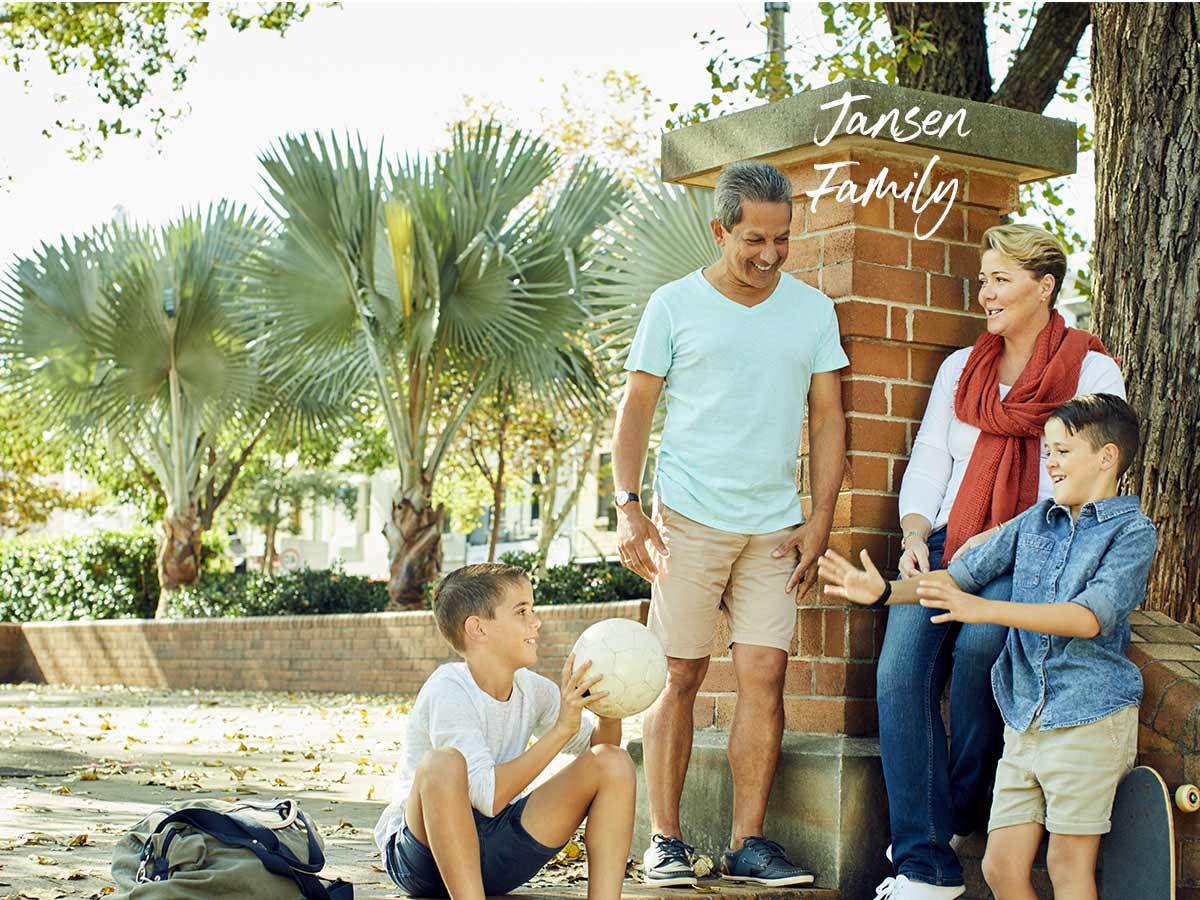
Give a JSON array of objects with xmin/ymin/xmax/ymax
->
[{"xmin": 1014, "ymin": 534, "xmax": 1056, "ymax": 589}]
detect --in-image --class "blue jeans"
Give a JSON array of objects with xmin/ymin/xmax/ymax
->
[{"xmin": 876, "ymin": 528, "xmax": 1009, "ymax": 887}]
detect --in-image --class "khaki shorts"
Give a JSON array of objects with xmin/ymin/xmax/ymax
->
[
  {"xmin": 647, "ymin": 502, "xmax": 798, "ymax": 659},
  {"xmin": 989, "ymin": 705, "xmax": 1139, "ymax": 836}
]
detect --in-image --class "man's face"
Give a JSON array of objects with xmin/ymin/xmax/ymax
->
[
  {"xmin": 712, "ymin": 200, "xmax": 792, "ymax": 290},
  {"xmin": 485, "ymin": 580, "xmax": 541, "ymax": 669}
]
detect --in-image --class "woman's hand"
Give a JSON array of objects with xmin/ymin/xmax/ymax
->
[
  {"xmin": 817, "ymin": 548, "xmax": 888, "ymax": 606},
  {"xmin": 948, "ymin": 525, "xmax": 1000, "ymax": 563},
  {"xmin": 898, "ymin": 533, "xmax": 931, "ymax": 578}
]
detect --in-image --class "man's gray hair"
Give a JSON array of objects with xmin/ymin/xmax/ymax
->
[{"xmin": 714, "ymin": 161, "xmax": 793, "ymax": 231}]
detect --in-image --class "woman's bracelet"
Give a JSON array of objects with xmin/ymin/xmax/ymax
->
[
  {"xmin": 901, "ymin": 530, "xmax": 927, "ymax": 547},
  {"xmin": 871, "ymin": 581, "xmax": 892, "ymax": 609}
]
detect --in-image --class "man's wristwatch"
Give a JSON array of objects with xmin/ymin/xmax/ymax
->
[{"xmin": 614, "ymin": 490, "xmax": 640, "ymax": 509}]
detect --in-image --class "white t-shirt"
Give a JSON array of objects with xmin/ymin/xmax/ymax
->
[
  {"xmin": 898, "ymin": 348, "xmax": 1126, "ymax": 530},
  {"xmin": 373, "ymin": 663, "xmax": 593, "ymax": 854}
]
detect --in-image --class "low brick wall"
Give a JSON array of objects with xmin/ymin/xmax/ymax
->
[
  {"xmin": 3, "ymin": 601, "xmax": 649, "ymax": 696},
  {"xmin": 0, "ymin": 622, "xmax": 21, "ymax": 682}
]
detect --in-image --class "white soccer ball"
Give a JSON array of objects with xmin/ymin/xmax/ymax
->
[{"xmin": 570, "ymin": 618, "xmax": 668, "ymax": 719}]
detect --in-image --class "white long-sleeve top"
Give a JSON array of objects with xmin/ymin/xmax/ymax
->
[
  {"xmin": 373, "ymin": 662, "xmax": 592, "ymax": 855},
  {"xmin": 898, "ymin": 348, "xmax": 1126, "ymax": 530}
]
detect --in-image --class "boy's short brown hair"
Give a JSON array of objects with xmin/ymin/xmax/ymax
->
[
  {"xmin": 432, "ymin": 563, "xmax": 529, "ymax": 652},
  {"xmin": 1049, "ymin": 393, "xmax": 1141, "ymax": 478}
]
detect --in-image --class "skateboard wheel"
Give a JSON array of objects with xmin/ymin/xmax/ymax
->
[{"xmin": 1176, "ymin": 784, "xmax": 1200, "ymax": 813}]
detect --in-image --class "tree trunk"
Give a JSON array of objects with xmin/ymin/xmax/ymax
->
[
  {"xmin": 1091, "ymin": 3, "xmax": 1200, "ymax": 623},
  {"xmin": 384, "ymin": 480, "xmax": 445, "ymax": 609},
  {"xmin": 883, "ymin": 3, "xmax": 992, "ymax": 102},
  {"xmin": 262, "ymin": 521, "xmax": 277, "ymax": 574},
  {"xmin": 536, "ymin": 428, "xmax": 601, "ymax": 574},
  {"xmin": 156, "ymin": 512, "xmax": 203, "ymax": 618}
]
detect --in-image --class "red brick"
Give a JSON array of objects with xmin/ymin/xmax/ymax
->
[
  {"xmin": 894, "ymin": 202, "xmax": 964, "ymax": 241},
  {"xmin": 851, "ymin": 493, "xmax": 901, "ymax": 532},
  {"xmin": 786, "ymin": 235, "xmax": 820, "ymax": 271},
  {"xmin": 947, "ymin": 242, "xmax": 981, "ymax": 280},
  {"xmin": 891, "ymin": 458, "xmax": 909, "ymax": 493},
  {"xmin": 910, "ymin": 347, "xmax": 952, "ymax": 383},
  {"xmin": 929, "ymin": 273, "xmax": 971, "ymax": 310},
  {"xmin": 814, "ymin": 661, "xmax": 848, "ymax": 695},
  {"xmin": 1141, "ymin": 660, "xmax": 1194, "ymax": 719},
  {"xmin": 798, "ymin": 608, "xmax": 823, "ymax": 657},
  {"xmin": 835, "ymin": 298, "xmax": 890, "ymax": 339},
  {"xmin": 911, "ymin": 239, "xmax": 946, "ymax": 273},
  {"xmin": 822, "ymin": 260, "xmax": 852, "ymax": 298},
  {"xmin": 700, "ymin": 659, "xmax": 737, "ymax": 693},
  {"xmin": 782, "ymin": 697, "xmax": 847, "ymax": 733},
  {"xmin": 808, "ymin": 195, "xmax": 890, "ymax": 231},
  {"xmin": 843, "ymin": 699, "xmax": 878, "ymax": 736},
  {"xmin": 890, "ymin": 305, "xmax": 910, "ymax": 341},
  {"xmin": 1153, "ymin": 680, "xmax": 1200, "ymax": 748},
  {"xmin": 848, "ymin": 610, "xmax": 879, "ymax": 659},
  {"xmin": 967, "ymin": 172, "xmax": 1020, "ymax": 212},
  {"xmin": 843, "ymin": 378, "xmax": 888, "ymax": 416},
  {"xmin": 891, "ymin": 384, "xmax": 933, "ymax": 420},
  {"xmin": 823, "ymin": 608, "xmax": 847, "ymax": 657},
  {"xmin": 693, "ymin": 694, "xmax": 717, "ymax": 729},
  {"xmin": 845, "ymin": 661, "xmax": 878, "ymax": 697},
  {"xmin": 848, "ymin": 415, "xmax": 910, "ymax": 454},
  {"xmin": 1137, "ymin": 723, "xmax": 1177, "ymax": 752},
  {"xmin": 821, "ymin": 228, "xmax": 855, "ymax": 265},
  {"xmin": 967, "ymin": 207, "xmax": 1001, "ymax": 243},
  {"xmin": 782, "ymin": 156, "xmax": 850, "ymax": 195},
  {"xmin": 845, "ymin": 340, "xmax": 909, "ymax": 379},
  {"xmin": 848, "ymin": 454, "xmax": 889, "ymax": 492},
  {"xmin": 852, "ymin": 262, "xmax": 928, "ymax": 305},
  {"xmin": 912, "ymin": 308, "xmax": 986, "ymax": 348},
  {"xmin": 856, "ymin": 230, "xmax": 909, "ymax": 267},
  {"xmin": 783, "ymin": 659, "xmax": 813, "ymax": 694},
  {"xmin": 795, "ymin": 269, "xmax": 820, "ymax": 290}
]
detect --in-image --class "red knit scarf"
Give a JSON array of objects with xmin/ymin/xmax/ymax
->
[{"xmin": 943, "ymin": 312, "xmax": 1108, "ymax": 561}]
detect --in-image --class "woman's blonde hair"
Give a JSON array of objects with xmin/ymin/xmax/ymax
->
[{"xmin": 981, "ymin": 224, "xmax": 1068, "ymax": 303}]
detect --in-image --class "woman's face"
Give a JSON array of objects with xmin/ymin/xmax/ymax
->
[{"xmin": 977, "ymin": 249, "xmax": 1054, "ymax": 339}]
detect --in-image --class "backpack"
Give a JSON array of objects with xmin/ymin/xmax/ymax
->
[{"xmin": 111, "ymin": 798, "xmax": 354, "ymax": 899}]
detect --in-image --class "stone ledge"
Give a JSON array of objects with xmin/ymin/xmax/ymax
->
[
  {"xmin": 514, "ymin": 887, "xmax": 838, "ymax": 900},
  {"xmin": 662, "ymin": 78, "xmax": 1076, "ymax": 187}
]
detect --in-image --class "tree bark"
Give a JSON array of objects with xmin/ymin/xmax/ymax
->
[
  {"xmin": 384, "ymin": 480, "xmax": 444, "ymax": 609},
  {"xmin": 262, "ymin": 520, "xmax": 277, "ymax": 574},
  {"xmin": 991, "ymin": 3, "xmax": 1090, "ymax": 113},
  {"xmin": 486, "ymin": 408, "xmax": 509, "ymax": 563},
  {"xmin": 1091, "ymin": 2, "xmax": 1200, "ymax": 623},
  {"xmin": 156, "ymin": 512, "xmax": 203, "ymax": 618},
  {"xmin": 883, "ymin": 3, "xmax": 992, "ymax": 102}
]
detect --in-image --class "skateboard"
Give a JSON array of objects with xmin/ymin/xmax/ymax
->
[{"xmin": 1100, "ymin": 766, "xmax": 1175, "ymax": 899}]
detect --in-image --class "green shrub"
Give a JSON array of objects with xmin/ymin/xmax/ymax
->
[
  {"xmin": 173, "ymin": 564, "xmax": 389, "ymax": 618},
  {"xmin": 497, "ymin": 552, "xmax": 648, "ymax": 606}
]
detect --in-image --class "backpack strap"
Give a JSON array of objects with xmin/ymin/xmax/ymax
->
[{"xmin": 140, "ymin": 806, "xmax": 353, "ymax": 900}]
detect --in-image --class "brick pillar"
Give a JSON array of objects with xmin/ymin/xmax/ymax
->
[{"xmin": 666, "ymin": 80, "xmax": 1073, "ymax": 738}]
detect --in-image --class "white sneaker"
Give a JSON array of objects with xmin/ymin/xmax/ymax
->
[{"xmin": 873, "ymin": 875, "xmax": 966, "ymax": 899}]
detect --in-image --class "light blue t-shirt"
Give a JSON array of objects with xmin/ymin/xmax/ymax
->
[{"xmin": 624, "ymin": 268, "xmax": 849, "ymax": 534}]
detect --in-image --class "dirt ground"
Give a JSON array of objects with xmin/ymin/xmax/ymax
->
[{"xmin": 0, "ymin": 683, "xmax": 644, "ymax": 900}]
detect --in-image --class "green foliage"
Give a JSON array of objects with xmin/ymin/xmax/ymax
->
[
  {"xmin": 0, "ymin": 2, "xmax": 314, "ymax": 159},
  {"xmin": 499, "ymin": 551, "xmax": 647, "ymax": 606},
  {"xmin": 0, "ymin": 529, "xmax": 225, "ymax": 621},
  {"xmin": 173, "ymin": 564, "xmax": 388, "ymax": 618}
]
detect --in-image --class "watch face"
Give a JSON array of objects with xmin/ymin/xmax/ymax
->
[{"xmin": 616, "ymin": 491, "xmax": 631, "ymax": 507}]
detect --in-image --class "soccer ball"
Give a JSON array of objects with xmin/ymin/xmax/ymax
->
[{"xmin": 570, "ymin": 619, "xmax": 668, "ymax": 719}]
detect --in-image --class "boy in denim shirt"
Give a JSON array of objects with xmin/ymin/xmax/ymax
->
[{"xmin": 819, "ymin": 394, "xmax": 1158, "ymax": 899}]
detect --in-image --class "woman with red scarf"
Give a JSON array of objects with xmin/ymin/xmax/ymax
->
[{"xmin": 872, "ymin": 225, "xmax": 1125, "ymax": 900}]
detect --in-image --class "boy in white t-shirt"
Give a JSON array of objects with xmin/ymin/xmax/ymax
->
[{"xmin": 374, "ymin": 563, "xmax": 635, "ymax": 900}]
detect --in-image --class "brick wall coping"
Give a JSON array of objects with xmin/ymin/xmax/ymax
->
[{"xmin": 661, "ymin": 78, "xmax": 1077, "ymax": 187}]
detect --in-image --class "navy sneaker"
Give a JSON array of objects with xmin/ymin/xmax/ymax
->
[
  {"xmin": 643, "ymin": 834, "xmax": 698, "ymax": 887},
  {"xmin": 721, "ymin": 836, "xmax": 815, "ymax": 886}
]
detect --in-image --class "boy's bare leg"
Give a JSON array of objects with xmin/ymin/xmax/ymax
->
[
  {"xmin": 643, "ymin": 655, "xmax": 709, "ymax": 838},
  {"xmin": 981, "ymin": 823, "xmax": 1043, "ymax": 900},
  {"xmin": 405, "ymin": 748, "xmax": 485, "ymax": 900},
  {"xmin": 521, "ymin": 744, "xmax": 637, "ymax": 900},
  {"xmin": 1045, "ymin": 833, "xmax": 1101, "ymax": 900},
  {"xmin": 728, "ymin": 643, "xmax": 787, "ymax": 849}
]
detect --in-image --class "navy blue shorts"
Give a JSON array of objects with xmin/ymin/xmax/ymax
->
[{"xmin": 384, "ymin": 796, "xmax": 564, "ymax": 897}]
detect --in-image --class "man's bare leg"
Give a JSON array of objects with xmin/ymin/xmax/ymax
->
[
  {"xmin": 642, "ymin": 655, "xmax": 709, "ymax": 838},
  {"xmin": 404, "ymin": 748, "xmax": 485, "ymax": 900},
  {"xmin": 520, "ymin": 744, "xmax": 637, "ymax": 900},
  {"xmin": 728, "ymin": 643, "xmax": 787, "ymax": 849}
]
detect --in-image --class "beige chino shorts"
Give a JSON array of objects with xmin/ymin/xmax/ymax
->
[
  {"xmin": 647, "ymin": 502, "xmax": 799, "ymax": 659},
  {"xmin": 988, "ymin": 705, "xmax": 1138, "ymax": 836}
]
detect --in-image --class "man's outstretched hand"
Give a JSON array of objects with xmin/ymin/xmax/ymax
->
[{"xmin": 816, "ymin": 548, "xmax": 888, "ymax": 606}]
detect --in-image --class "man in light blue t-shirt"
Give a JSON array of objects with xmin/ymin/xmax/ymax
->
[{"xmin": 612, "ymin": 161, "xmax": 848, "ymax": 887}]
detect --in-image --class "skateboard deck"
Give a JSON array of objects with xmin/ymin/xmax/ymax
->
[{"xmin": 1100, "ymin": 765, "xmax": 1174, "ymax": 899}]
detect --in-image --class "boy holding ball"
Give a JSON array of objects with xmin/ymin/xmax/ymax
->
[{"xmin": 374, "ymin": 563, "xmax": 636, "ymax": 900}]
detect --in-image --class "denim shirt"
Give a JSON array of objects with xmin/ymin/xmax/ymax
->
[{"xmin": 948, "ymin": 495, "xmax": 1158, "ymax": 732}]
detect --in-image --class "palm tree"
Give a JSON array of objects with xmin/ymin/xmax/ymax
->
[
  {"xmin": 588, "ymin": 182, "xmax": 719, "ymax": 360},
  {"xmin": 245, "ymin": 125, "xmax": 625, "ymax": 607},
  {"xmin": 0, "ymin": 203, "xmax": 334, "ymax": 617}
]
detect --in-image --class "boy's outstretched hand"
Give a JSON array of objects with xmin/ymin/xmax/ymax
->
[
  {"xmin": 553, "ymin": 654, "xmax": 607, "ymax": 738},
  {"xmin": 917, "ymin": 581, "xmax": 989, "ymax": 624},
  {"xmin": 817, "ymin": 548, "xmax": 887, "ymax": 605}
]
